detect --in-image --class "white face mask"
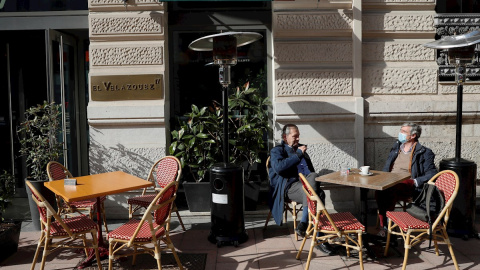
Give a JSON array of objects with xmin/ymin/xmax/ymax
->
[{"xmin": 398, "ymin": 132, "xmax": 407, "ymax": 144}]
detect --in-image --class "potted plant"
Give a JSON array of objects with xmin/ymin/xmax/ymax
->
[
  {"xmin": 17, "ymin": 101, "xmax": 63, "ymax": 230},
  {"xmin": 0, "ymin": 170, "xmax": 22, "ymax": 262},
  {"xmin": 170, "ymin": 77, "xmax": 270, "ymax": 212},
  {"xmin": 169, "ymin": 105, "xmax": 222, "ymax": 212}
]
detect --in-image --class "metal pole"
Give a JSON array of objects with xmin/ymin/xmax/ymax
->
[
  {"xmin": 222, "ymin": 85, "xmax": 229, "ymax": 164},
  {"xmin": 455, "ymin": 83, "xmax": 463, "ymax": 162}
]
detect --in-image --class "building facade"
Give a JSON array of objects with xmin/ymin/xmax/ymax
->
[{"xmin": 1, "ymin": 0, "xmax": 479, "ymax": 218}]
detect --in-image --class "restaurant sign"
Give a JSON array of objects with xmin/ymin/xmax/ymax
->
[{"xmin": 91, "ymin": 74, "xmax": 163, "ymax": 101}]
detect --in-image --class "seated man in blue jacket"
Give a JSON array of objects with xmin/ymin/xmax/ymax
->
[
  {"xmin": 376, "ymin": 123, "xmax": 438, "ymax": 236},
  {"xmin": 268, "ymin": 124, "xmax": 333, "ymax": 254}
]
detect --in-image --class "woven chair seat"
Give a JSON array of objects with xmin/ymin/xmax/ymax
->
[
  {"xmin": 317, "ymin": 212, "xmax": 365, "ymax": 231},
  {"xmin": 386, "ymin": 211, "xmax": 430, "ymax": 231},
  {"xmin": 108, "ymin": 219, "xmax": 165, "ymax": 242},
  {"xmin": 49, "ymin": 215, "xmax": 99, "ymax": 236},
  {"xmin": 63, "ymin": 195, "xmax": 106, "ymax": 209},
  {"xmin": 127, "ymin": 194, "xmax": 156, "ymax": 208}
]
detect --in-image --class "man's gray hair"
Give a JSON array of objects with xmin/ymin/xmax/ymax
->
[
  {"xmin": 402, "ymin": 122, "xmax": 422, "ymax": 140},
  {"xmin": 282, "ymin": 124, "xmax": 298, "ymax": 137}
]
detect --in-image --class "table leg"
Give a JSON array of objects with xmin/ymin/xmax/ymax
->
[
  {"xmin": 360, "ymin": 188, "xmax": 378, "ymax": 260},
  {"xmin": 77, "ymin": 197, "xmax": 109, "ymax": 269}
]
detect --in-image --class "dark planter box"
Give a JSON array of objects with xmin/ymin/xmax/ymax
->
[
  {"xmin": 0, "ymin": 219, "xmax": 22, "ymax": 262},
  {"xmin": 183, "ymin": 181, "xmax": 211, "ymax": 212},
  {"xmin": 25, "ymin": 179, "xmax": 57, "ymax": 231}
]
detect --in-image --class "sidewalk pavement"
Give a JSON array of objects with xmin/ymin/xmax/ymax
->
[{"xmin": 1, "ymin": 199, "xmax": 480, "ymax": 270}]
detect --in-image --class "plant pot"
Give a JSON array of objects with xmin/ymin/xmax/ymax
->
[
  {"xmin": 0, "ymin": 219, "xmax": 22, "ymax": 262},
  {"xmin": 244, "ymin": 181, "xmax": 261, "ymax": 211},
  {"xmin": 25, "ymin": 179, "xmax": 58, "ymax": 231},
  {"xmin": 183, "ymin": 181, "xmax": 211, "ymax": 212}
]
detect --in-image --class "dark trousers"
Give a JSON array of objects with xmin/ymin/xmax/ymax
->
[
  {"xmin": 287, "ymin": 172, "xmax": 325, "ymax": 223},
  {"xmin": 375, "ymin": 179, "xmax": 415, "ymax": 228}
]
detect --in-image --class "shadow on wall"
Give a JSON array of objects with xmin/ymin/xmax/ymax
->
[
  {"xmin": 88, "ymin": 136, "xmax": 164, "ymax": 180},
  {"xmin": 274, "ymin": 100, "xmax": 391, "ymax": 172}
]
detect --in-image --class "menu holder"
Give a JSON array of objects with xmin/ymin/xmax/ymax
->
[{"xmin": 64, "ymin": 178, "xmax": 77, "ymax": 186}]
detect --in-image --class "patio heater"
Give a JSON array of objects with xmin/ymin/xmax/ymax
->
[
  {"xmin": 189, "ymin": 31, "xmax": 262, "ymax": 246},
  {"xmin": 424, "ymin": 30, "xmax": 480, "ymax": 239}
]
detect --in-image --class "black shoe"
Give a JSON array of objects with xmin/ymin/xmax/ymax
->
[
  {"xmin": 295, "ymin": 222, "xmax": 307, "ymax": 238},
  {"xmin": 315, "ymin": 242, "xmax": 335, "ymax": 255}
]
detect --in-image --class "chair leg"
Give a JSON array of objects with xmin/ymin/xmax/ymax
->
[
  {"xmin": 108, "ymin": 241, "xmax": 114, "ymax": 270},
  {"xmin": 291, "ymin": 202, "xmax": 298, "ymax": 241},
  {"xmin": 173, "ymin": 203, "xmax": 186, "ymax": 231},
  {"xmin": 165, "ymin": 234, "xmax": 183, "ymax": 270},
  {"xmin": 263, "ymin": 210, "xmax": 272, "ymax": 230},
  {"xmin": 384, "ymin": 219, "xmax": 392, "ymax": 257},
  {"xmin": 128, "ymin": 204, "xmax": 133, "ymax": 219},
  {"xmin": 31, "ymin": 231, "xmax": 45, "ymax": 270},
  {"xmin": 39, "ymin": 235, "xmax": 50, "ymax": 270},
  {"xmin": 304, "ymin": 228, "xmax": 317, "ymax": 270},
  {"xmin": 154, "ymin": 243, "xmax": 161, "ymax": 270},
  {"xmin": 402, "ymin": 233, "xmax": 411, "ymax": 270},
  {"xmin": 91, "ymin": 232, "xmax": 102, "ymax": 270},
  {"xmin": 358, "ymin": 232, "xmax": 364, "ymax": 270},
  {"xmin": 442, "ymin": 227, "xmax": 459, "ymax": 270}
]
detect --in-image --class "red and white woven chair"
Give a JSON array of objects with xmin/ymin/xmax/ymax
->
[
  {"xmin": 108, "ymin": 181, "xmax": 183, "ymax": 270},
  {"xmin": 296, "ymin": 173, "xmax": 365, "ymax": 270},
  {"xmin": 127, "ymin": 156, "xmax": 185, "ymax": 231},
  {"xmin": 263, "ymin": 156, "xmax": 303, "ymax": 241},
  {"xmin": 26, "ymin": 180, "xmax": 101, "ymax": 270},
  {"xmin": 384, "ymin": 170, "xmax": 460, "ymax": 270},
  {"xmin": 46, "ymin": 161, "xmax": 109, "ymax": 233}
]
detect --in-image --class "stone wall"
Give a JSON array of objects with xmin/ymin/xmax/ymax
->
[
  {"xmin": 88, "ymin": 0, "xmax": 166, "ymax": 218},
  {"xmin": 272, "ymin": 0, "xmax": 480, "ymax": 213}
]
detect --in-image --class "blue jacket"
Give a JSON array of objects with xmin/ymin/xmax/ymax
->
[
  {"xmin": 268, "ymin": 141, "xmax": 315, "ymax": 225},
  {"xmin": 382, "ymin": 141, "xmax": 437, "ymax": 189}
]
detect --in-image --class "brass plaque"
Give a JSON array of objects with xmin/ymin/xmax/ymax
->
[{"xmin": 91, "ymin": 74, "xmax": 163, "ymax": 101}]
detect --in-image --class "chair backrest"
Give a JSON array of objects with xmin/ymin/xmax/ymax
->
[
  {"xmin": 148, "ymin": 156, "xmax": 182, "ymax": 188},
  {"xmin": 428, "ymin": 170, "xmax": 459, "ymax": 228},
  {"xmin": 299, "ymin": 173, "xmax": 340, "ymax": 234},
  {"xmin": 25, "ymin": 180, "xmax": 73, "ymax": 236},
  {"xmin": 47, "ymin": 161, "xmax": 73, "ymax": 181},
  {"xmin": 128, "ymin": 181, "xmax": 178, "ymax": 246}
]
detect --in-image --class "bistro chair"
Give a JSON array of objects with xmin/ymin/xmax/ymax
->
[
  {"xmin": 26, "ymin": 180, "xmax": 102, "ymax": 270},
  {"xmin": 108, "ymin": 181, "xmax": 183, "ymax": 270},
  {"xmin": 46, "ymin": 161, "xmax": 109, "ymax": 233},
  {"xmin": 384, "ymin": 170, "xmax": 460, "ymax": 270},
  {"xmin": 263, "ymin": 156, "xmax": 303, "ymax": 241},
  {"xmin": 296, "ymin": 173, "xmax": 365, "ymax": 270},
  {"xmin": 127, "ymin": 156, "xmax": 185, "ymax": 231}
]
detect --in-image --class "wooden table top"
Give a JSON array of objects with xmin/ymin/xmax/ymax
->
[
  {"xmin": 316, "ymin": 169, "xmax": 411, "ymax": 191},
  {"xmin": 44, "ymin": 171, "xmax": 154, "ymax": 203}
]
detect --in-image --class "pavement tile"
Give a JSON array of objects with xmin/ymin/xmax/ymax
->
[{"xmin": 216, "ymin": 259, "xmax": 260, "ymax": 270}]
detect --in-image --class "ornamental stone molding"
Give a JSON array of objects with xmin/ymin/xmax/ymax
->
[
  {"xmin": 90, "ymin": 12, "xmax": 163, "ymax": 38},
  {"xmin": 363, "ymin": 13, "xmax": 435, "ymax": 32},
  {"xmin": 439, "ymin": 83, "xmax": 480, "ymax": 94},
  {"xmin": 90, "ymin": 42, "xmax": 164, "ymax": 66},
  {"xmin": 363, "ymin": 42, "xmax": 434, "ymax": 62},
  {"xmin": 363, "ymin": 67, "xmax": 437, "ymax": 94},
  {"xmin": 274, "ymin": 11, "xmax": 352, "ymax": 32},
  {"xmin": 88, "ymin": 0, "xmax": 164, "ymax": 11},
  {"xmin": 274, "ymin": 42, "xmax": 352, "ymax": 63},
  {"xmin": 364, "ymin": 0, "xmax": 434, "ymax": 2},
  {"xmin": 276, "ymin": 70, "xmax": 352, "ymax": 96}
]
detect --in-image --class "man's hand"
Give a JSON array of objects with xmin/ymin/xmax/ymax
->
[{"xmin": 298, "ymin": 145, "xmax": 307, "ymax": 153}]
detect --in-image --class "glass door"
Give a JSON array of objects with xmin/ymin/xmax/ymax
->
[{"xmin": 48, "ymin": 30, "xmax": 82, "ymax": 176}]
